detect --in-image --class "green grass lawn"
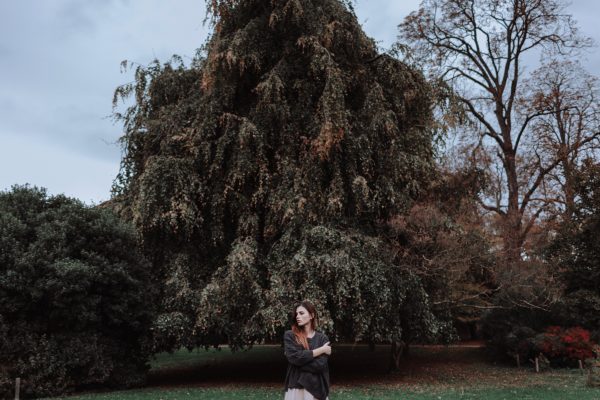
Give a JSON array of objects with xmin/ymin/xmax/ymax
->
[
  {"xmin": 46, "ymin": 345, "xmax": 600, "ymax": 399},
  {"xmin": 47, "ymin": 385, "xmax": 600, "ymax": 400}
]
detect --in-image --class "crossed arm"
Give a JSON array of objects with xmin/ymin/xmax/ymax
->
[
  {"xmin": 284, "ymin": 331, "xmax": 330, "ymax": 373},
  {"xmin": 299, "ymin": 352, "xmax": 329, "ymax": 373}
]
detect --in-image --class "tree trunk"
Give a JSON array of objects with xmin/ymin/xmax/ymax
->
[
  {"xmin": 503, "ymin": 148, "xmax": 523, "ymax": 263},
  {"xmin": 389, "ymin": 340, "xmax": 405, "ymax": 371},
  {"xmin": 561, "ymin": 150, "xmax": 576, "ymax": 222}
]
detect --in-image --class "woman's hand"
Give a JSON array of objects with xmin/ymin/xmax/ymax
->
[{"xmin": 313, "ymin": 341, "xmax": 332, "ymax": 357}]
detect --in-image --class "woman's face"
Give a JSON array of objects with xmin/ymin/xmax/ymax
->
[{"xmin": 295, "ymin": 306, "xmax": 313, "ymax": 328}]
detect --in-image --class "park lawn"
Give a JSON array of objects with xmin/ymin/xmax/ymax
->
[
  {"xmin": 46, "ymin": 384, "xmax": 600, "ymax": 400},
  {"xmin": 46, "ymin": 345, "xmax": 600, "ymax": 399}
]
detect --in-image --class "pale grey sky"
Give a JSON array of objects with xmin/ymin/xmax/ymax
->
[{"xmin": 0, "ymin": 0, "xmax": 598, "ymax": 204}]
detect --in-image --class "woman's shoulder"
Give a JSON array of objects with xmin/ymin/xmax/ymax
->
[
  {"xmin": 283, "ymin": 330, "xmax": 299, "ymax": 345},
  {"xmin": 315, "ymin": 331, "xmax": 329, "ymax": 341},
  {"xmin": 284, "ymin": 329, "xmax": 294, "ymax": 338}
]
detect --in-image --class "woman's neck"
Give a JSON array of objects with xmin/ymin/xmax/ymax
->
[{"xmin": 303, "ymin": 325, "xmax": 315, "ymax": 338}]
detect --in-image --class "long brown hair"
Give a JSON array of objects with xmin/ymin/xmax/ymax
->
[{"xmin": 291, "ymin": 300, "xmax": 319, "ymax": 350}]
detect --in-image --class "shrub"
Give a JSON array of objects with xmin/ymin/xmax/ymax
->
[
  {"xmin": 481, "ymin": 259, "xmax": 565, "ymax": 363},
  {"xmin": 503, "ymin": 326, "xmax": 539, "ymax": 364},
  {"xmin": 490, "ymin": 324, "xmax": 597, "ymax": 369},
  {"xmin": 0, "ymin": 186, "xmax": 155, "ymax": 397},
  {"xmin": 531, "ymin": 326, "xmax": 595, "ymax": 367}
]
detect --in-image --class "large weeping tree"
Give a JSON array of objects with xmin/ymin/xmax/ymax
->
[{"xmin": 112, "ymin": 0, "xmax": 449, "ymax": 358}]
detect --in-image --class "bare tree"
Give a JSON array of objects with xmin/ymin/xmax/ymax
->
[
  {"xmin": 400, "ymin": 0, "xmax": 593, "ymax": 262},
  {"xmin": 521, "ymin": 60, "xmax": 600, "ymax": 222}
]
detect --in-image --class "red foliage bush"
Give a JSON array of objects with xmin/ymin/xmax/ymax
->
[
  {"xmin": 532, "ymin": 326, "xmax": 596, "ymax": 366},
  {"xmin": 562, "ymin": 327, "xmax": 594, "ymax": 360}
]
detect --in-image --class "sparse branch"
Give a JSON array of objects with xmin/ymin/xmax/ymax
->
[
  {"xmin": 521, "ymin": 204, "xmax": 547, "ymax": 240},
  {"xmin": 459, "ymin": 97, "xmax": 503, "ymax": 146},
  {"xmin": 520, "ymin": 156, "xmax": 563, "ymax": 214},
  {"xmin": 514, "ymin": 109, "xmax": 556, "ymax": 152},
  {"xmin": 478, "ymin": 197, "xmax": 506, "ymax": 216}
]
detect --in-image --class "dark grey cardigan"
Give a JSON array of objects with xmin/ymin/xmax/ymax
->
[{"xmin": 283, "ymin": 330, "xmax": 330, "ymax": 400}]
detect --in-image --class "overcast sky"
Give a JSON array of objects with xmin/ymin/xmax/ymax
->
[{"xmin": 1, "ymin": 0, "xmax": 599, "ymax": 204}]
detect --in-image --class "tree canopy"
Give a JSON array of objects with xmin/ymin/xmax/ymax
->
[
  {"xmin": 112, "ymin": 0, "xmax": 447, "ymax": 352},
  {"xmin": 547, "ymin": 159, "xmax": 600, "ymax": 341},
  {"xmin": 399, "ymin": 0, "xmax": 593, "ymax": 262},
  {"xmin": 0, "ymin": 186, "xmax": 154, "ymax": 397}
]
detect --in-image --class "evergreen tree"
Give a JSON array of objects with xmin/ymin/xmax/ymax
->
[{"xmin": 112, "ymin": 0, "xmax": 446, "ymax": 355}]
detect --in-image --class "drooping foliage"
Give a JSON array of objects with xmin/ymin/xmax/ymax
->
[
  {"xmin": 262, "ymin": 225, "xmax": 443, "ymax": 343},
  {"xmin": 0, "ymin": 186, "xmax": 154, "ymax": 398},
  {"xmin": 112, "ymin": 0, "xmax": 442, "ymax": 352}
]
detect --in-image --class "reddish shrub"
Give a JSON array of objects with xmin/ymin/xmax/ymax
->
[
  {"xmin": 533, "ymin": 326, "xmax": 596, "ymax": 366},
  {"xmin": 563, "ymin": 327, "xmax": 594, "ymax": 360}
]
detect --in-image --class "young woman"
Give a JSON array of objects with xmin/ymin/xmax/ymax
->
[{"xmin": 283, "ymin": 301, "xmax": 331, "ymax": 400}]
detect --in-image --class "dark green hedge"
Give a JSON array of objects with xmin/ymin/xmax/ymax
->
[{"xmin": 0, "ymin": 186, "xmax": 155, "ymax": 398}]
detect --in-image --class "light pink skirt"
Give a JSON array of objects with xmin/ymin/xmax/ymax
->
[{"xmin": 284, "ymin": 388, "xmax": 328, "ymax": 400}]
